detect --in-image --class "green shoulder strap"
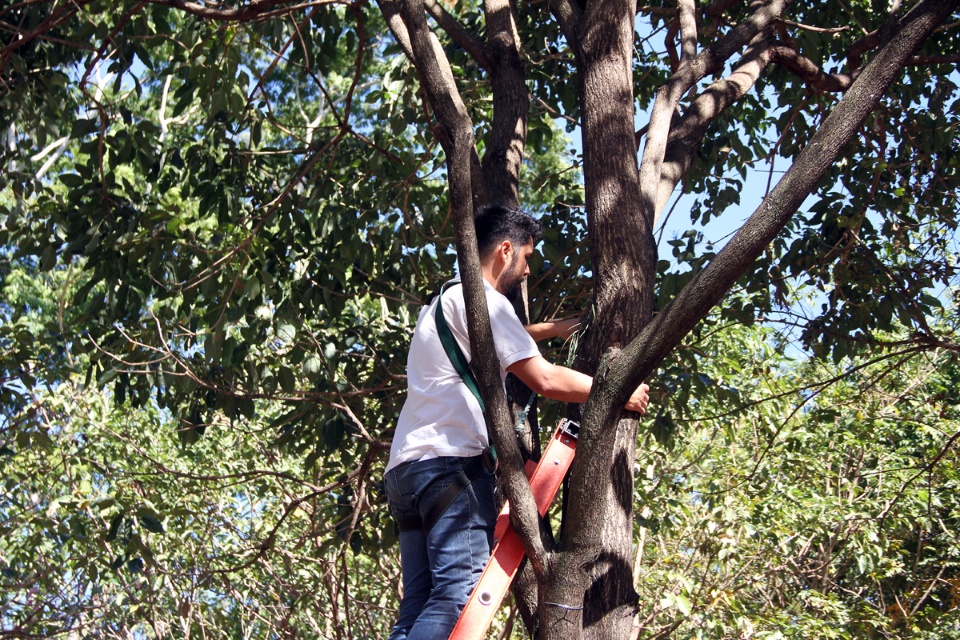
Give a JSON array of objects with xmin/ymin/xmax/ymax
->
[{"xmin": 435, "ymin": 281, "xmax": 486, "ymax": 414}]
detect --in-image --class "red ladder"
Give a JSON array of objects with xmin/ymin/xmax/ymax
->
[{"xmin": 448, "ymin": 418, "xmax": 579, "ymax": 640}]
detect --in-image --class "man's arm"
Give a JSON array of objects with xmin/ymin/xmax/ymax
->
[
  {"xmin": 524, "ymin": 318, "xmax": 581, "ymax": 342},
  {"xmin": 507, "ymin": 355, "xmax": 649, "ymax": 413}
]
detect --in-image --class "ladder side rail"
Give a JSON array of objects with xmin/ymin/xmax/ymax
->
[{"xmin": 448, "ymin": 420, "xmax": 579, "ymax": 640}]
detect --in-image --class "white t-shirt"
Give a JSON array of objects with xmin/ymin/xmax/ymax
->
[{"xmin": 385, "ymin": 280, "xmax": 540, "ymax": 472}]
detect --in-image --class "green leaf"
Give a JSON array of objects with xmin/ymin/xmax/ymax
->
[
  {"xmin": 674, "ymin": 594, "xmax": 693, "ymax": 616},
  {"xmin": 105, "ymin": 513, "xmax": 124, "ymax": 541},
  {"xmin": 304, "ymin": 356, "xmax": 323, "ymax": 376},
  {"xmin": 138, "ymin": 515, "xmax": 165, "ymax": 534},
  {"xmin": 278, "ymin": 366, "xmax": 296, "ymax": 393},
  {"xmin": 278, "ymin": 323, "xmax": 297, "ymax": 343},
  {"xmin": 59, "ymin": 173, "xmax": 85, "ymax": 188}
]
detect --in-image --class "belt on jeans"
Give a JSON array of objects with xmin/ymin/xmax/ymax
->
[{"xmin": 396, "ymin": 455, "xmax": 487, "ymax": 534}]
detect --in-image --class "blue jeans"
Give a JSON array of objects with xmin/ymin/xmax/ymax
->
[{"xmin": 385, "ymin": 456, "xmax": 497, "ymax": 640}]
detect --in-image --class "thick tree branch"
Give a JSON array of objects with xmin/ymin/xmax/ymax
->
[
  {"xmin": 909, "ymin": 53, "xmax": 960, "ymax": 64},
  {"xmin": 770, "ymin": 43, "xmax": 855, "ymax": 91},
  {"xmin": 651, "ymin": 17, "xmax": 955, "ymax": 216},
  {"xmin": 481, "ymin": 0, "xmax": 528, "ymax": 206},
  {"xmin": 614, "ymin": 0, "xmax": 960, "ymax": 413},
  {"xmin": 375, "ymin": 0, "xmax": 416, "ymax": 60},
  {"xmin": 392, "ymin": 0, "xmax": 549, "ymax": 575},
  {"xmin": 636, "ymin": 5, "xmax": 674, "ymax": 17},
  {"xmin": 665, "ymin": 18, "xmax": 681, "ymax": 72},
  {"xmin": 547, "ymin": 0, "xmax": 581, "ymax": 50},
  {"xmin": 653, "ymin": 33, "xmax": 861, "ymax": 216},
  {"xmin": 780, "ymin": 18, "xmax": 850, "ymax": 34},
  {"xmin": 847, "ymin": 28, "xmax": 883, "ymax": 70},
  {"xmin": 638, "ymin": 0, "xmax": 789, "ymax": 226},
  {"xmin": 703, "ymin": 0, "xmax": 743, "ymax": 20},
  {"xmin": 678, "ymin": 0, "xmax": 698, "ymax": 64},
  {"xmin": 424, "ymin": 0, "xmax": 492, "ymax": 71},
  {"xmin": 654, "ymin": 37, "xmax": 775, "ymax": 222},
  {"xmin": 145, "ymin": 0, "xmax": 339, "ymax": 21},
  {"xmin": 477, "ymin": 0, "xmax": 537, "ymax": 622}
]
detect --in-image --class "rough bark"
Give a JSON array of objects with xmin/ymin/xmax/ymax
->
[
  {"xmin": 541, "ymin": 1, "xmax": 658, "ymax": 638},
  {"xmin": 481, "ymin": 0, "xmax": 528, "ymax": 207},
  {"xmin": 612, "ymin": 0, "xmax": 960, "ymax": 446},
  {"xmin": 477, "ymin": 0, "xmax": 544, "ymax": 625}
]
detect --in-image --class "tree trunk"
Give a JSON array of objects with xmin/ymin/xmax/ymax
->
[
  {"xmin": 540, "ymin": 1, "xmax": 658, "ymax": 638},
  {"xmin": 481, "ymin": 0, "xmax": 528, "ymax": 207},
  {"xmin": 379, "ymin": 0, "xmax": 960, "ymax": 637},
  {"xmin": 477, "ymin": 0, "xmax": 545, "ymax": 625}
]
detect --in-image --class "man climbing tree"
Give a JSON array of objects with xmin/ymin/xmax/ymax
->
[
  {"xmin": 384, "ymin": 203, "xmax": 649, "ymax": 638},
  {"xmin": 3, "ymin": 1, "xmax": 960, "ymax": 638}
]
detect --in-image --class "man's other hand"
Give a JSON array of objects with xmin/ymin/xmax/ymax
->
[{"xmin": 626, "ymin": 383, "xmax": 650, "ymax": 414}]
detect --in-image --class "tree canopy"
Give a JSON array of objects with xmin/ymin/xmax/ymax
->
[{"xmin": 2, "ymin": 0, "xmax": 960, "ymax": 638}]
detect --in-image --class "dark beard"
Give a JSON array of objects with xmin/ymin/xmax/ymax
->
[
  {"xmin": 501, "ymin": 253, "xmax": 524, "ymax": 298},
  {"xmin": 503, "ymin": 276, "xmax": 523, "ymax": 299}
]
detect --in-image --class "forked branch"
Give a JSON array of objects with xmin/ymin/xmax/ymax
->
[{"xmin": 616, "ymin": 0, "xmax": 960, "ymax": 417}]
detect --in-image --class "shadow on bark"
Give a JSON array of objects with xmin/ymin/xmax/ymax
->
[
  {"xmin": 582, "ymin": 550, "xmax": 639, "ymax": 628},
  {"xmin": 611, "ymin": 446, "xmax": 633, "ymax": 515}
]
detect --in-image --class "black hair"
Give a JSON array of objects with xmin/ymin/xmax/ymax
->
[{"xmin": 474, "ymin": 203, "xmax": 542, "ymax": 257}]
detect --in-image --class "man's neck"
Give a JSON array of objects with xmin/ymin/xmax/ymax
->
[{"xmin": 480, "ymin": 262, "xmax": 500, "ymax": 292}]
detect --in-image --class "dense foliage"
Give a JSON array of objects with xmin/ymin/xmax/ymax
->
[
  {"xmin": 4, "ymin": 263, "xmax": 959, "ymax": 637},
  {"xmin": 639, "ymin": 316, "xmax": 960, "ymax": 639}
]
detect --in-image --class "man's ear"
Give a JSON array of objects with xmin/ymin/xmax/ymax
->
[{"xmin": 497, "ymin": 240, "xmax": 513, "ymax": 264}]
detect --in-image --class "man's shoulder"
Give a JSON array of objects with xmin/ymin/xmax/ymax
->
[
  {"xmin": 438, "ymin": 279, "xmax": 518, "ymax": 324},
  {"xmin": 442, "ymin": 279, "xmax": 507, "ymax": 308}
]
